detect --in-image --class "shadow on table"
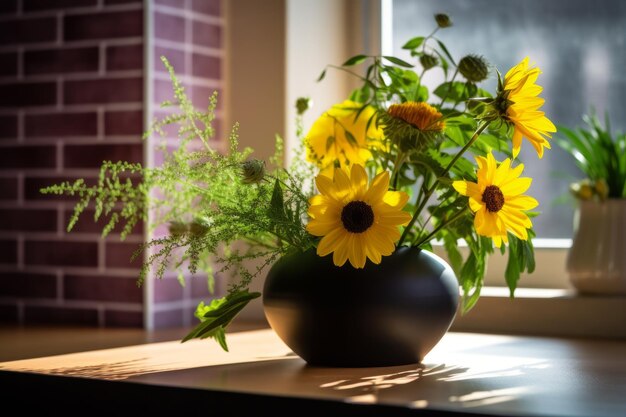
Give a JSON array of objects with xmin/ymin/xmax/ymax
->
[{"xmin": 128, "ymin": 354, "xmax": 550, "ymax": 412}]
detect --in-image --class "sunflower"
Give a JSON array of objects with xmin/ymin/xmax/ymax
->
[
  {"xmin": 384, "ymin": 101, "xmax": 445, "ymax": 152},
  {"xmin": 498, "ymin": 57, "xmax": 556, "ymax": 158},
  {"xmin": 452, "ymin": 152, "xmax": 538, "ymax": 247},
  {"xmin": 306, "ymin": 164, "xmax": 412, "ymax": 268},
  {"xmin": 305, "ymin": 100, "xmax": 383, "ymax": 173}
]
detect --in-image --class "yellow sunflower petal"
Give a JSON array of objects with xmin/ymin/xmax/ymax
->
[
  {"xmin": 500, "ymin": 177, "xmax": 532, "ymax": 196},
  {"xmin": 317, "ymin": 227, "xmax": 347, "ymax": 256},
  {"xmin": 365, "ymin": 171, "xmax": 390, "ymax": 204},
  {"xmin": 382, "ymin": 190, "xmax": 410, "ymax": 208},
  {"xmin": 505, "ymin": 195, "xmax": 538, "ymax": 210}
]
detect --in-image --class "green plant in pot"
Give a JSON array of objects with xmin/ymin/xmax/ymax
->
[
  {"xmin": 42, "ymin": 14, "xmax": 555, "ymax": 366},
  {"xmin": 556, "ymin": 112, "xmax": 626, "ymax": 294}
]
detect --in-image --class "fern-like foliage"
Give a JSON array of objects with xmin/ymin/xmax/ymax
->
[{"xmin": 41, "ymin": 57, "xmax": 316, "ymax": 347}]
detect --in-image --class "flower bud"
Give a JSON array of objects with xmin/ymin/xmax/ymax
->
[
  {"xmin": 189, "ymin": 219, "xmax": 209, "ymax": 237},
  {"xmin": 295, "ymin": 97, "xmax": 311, "ymax": 115},
  {"xmin": 241, "ymin": 159, "xmax": 266, "ymax": 184},
  {"xmin": 458, "ymin": 55, "xmax": 490, "ymax": 83},
  {"xmin": 419, "ymin": 54, "xmax": 439, "ymax": 70},
  {"xmin": 594, "ymin": 178, "xmax": 609, "ymax": 200},
  {"xmin": 570, "ymin": 180, "xmax": 594, "ymax": 200},
  {"xmin": 169, "ymin": 221, "xmax": 188, "ymax": 236},
  {"xmin": 434, "ymin": 13, "xmax": 452, "ymax": 28}
]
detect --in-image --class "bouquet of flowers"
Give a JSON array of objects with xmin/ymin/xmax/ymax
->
[{"xmin": 43, "ymin": 14, "xmax": 555, "ymax": 350}]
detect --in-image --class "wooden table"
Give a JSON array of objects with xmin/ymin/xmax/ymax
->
[{"xmin": 1, "ymin": 329, "xmax": 624, "ymax": 416}]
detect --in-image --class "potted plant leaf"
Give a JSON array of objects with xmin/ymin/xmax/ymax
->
[{"xmin": 556, "ymin": 112, "xmax": 626, "ymax": 294}]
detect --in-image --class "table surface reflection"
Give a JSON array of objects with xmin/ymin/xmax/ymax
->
[{"xmin": 1, "ymin": 329, "xmax": 625, "ymax": 416}]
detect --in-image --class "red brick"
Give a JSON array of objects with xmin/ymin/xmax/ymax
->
[
  {"xmin": 191, "ymin": 275, "xmax": 212, "ymax": 298},
  {"xmin": 24, "ymin": 47, "xmax": 99, "ymax": 75},
  {"xmin": 64, "ymin": 274, "xmax": 142, "ymax": 302},
  {"xmin": 0, "ymin": 272, "xmax": 57, "ymax": 298},
  {"xmin": 192, "ymin": 21, "xmax": 221, "ymax": 48},
  {"xmin": 105, "ymin": 110, "xmax": 143, "ymax": 136},
  {"xmin": 154, "ymin": 12, "xmax": 185, "ymax": 43},
  {"xmin": 155, "ymin": 0, "xmax": 185, "ymax": 7},
  {"xmin": 0, "ymin": 145, "xmax": 56, "ymax": 170},
  {"xmin": 0, "ymin": 115, "xmax": 17, "ymax": 138},
  {"xmin": 155, "ymin": 47, "xmax": 185, "ymax": 74},
  {"xmin": 0, "ymin": 304, "xmax": 18, "ymax": 323},
  {"xmin": 0, "ymin": 17, "xmax": 57, "ymax": 45},
  {"xmin": 24, "ymin": 0, "xmax": 97, "ymax": 11},
  {"xmin": 106, "ymin": 44, "xmax": 143, "ymax": 71},
  {"xmin": 153, "ymin": 278, "xmax": 183, "ymax": 302},
  {"xmin": 25, "ymin": 112, "xmax": 97, "ymax": 138},
  {"xmin": 24, "ymin": 305, "xmax": 99, "ymax": 326},
  {"xmin": 154, "ymin": 308, "xmax": 183, "ymax": 328},
  {"xmin": 25, "ymin": 240, "xmax": 98, "ymax": 267},
  {"xmin": 192, "ymin": 86, "xmax": 221, "ymax": 110},
  {"xmin": 105, "ymin": 0, "xmax": 141, "ymax": 4},
  {"xmin": 0, "ymin": 177, "xmax": 18, "ymax": 200},
  {"xmin": 64, "ymin": 10, "xmax": 143, "ymax": 41},
  {"xmin": 0, "ymin": 239, "xmax": 17, "ymax": 264},
  {"xmin": 150, "ymin": 110, "xmax": 179, "ymax": 137},
  {"xmin": 25, "ymin": 176, "xmax": 97, "ymax": 201},
  {"xmin": 0, "ymin": 52, "xmax": 18, "ymax": 77},
  {"xmin": 64, "ymin": 143, "xmax": 143, "ymax": 168},
  {"xmin": 153, "ymin": 79, "xmax": 176, "ymax": 105},
  {"xmin": 104, "ymin": 309, "xmax": 143, "ymax": 327},
  {"xmin": 0, "ymin": 82, "xmax": 56, "ymax": 107},
  {"xmin": 192, "ymin": 54, "xmax": 220, "ymax": 79},
  {"xmin": 65, "ymin": 208, "xmax": 143, "ymax": 235},
  {"xmin": 64, "ymin": 77, "xmax": 142, "ymax": 105},
  {"xmin": 0, "ymin": 1, "xmax": 18, "ymax": 15},
  {"xmin": 105, "ymin": 242, "xmax": 142, "ymax": 268},
  {"xmin": 0, "ymin": 208, "xmax": 57, "ymax": 232},
  {"xmin": 191, "ymin": 0, "xmax": 220, "ymax": 17}
]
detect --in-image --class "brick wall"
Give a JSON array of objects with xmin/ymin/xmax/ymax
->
[
  {"xmin": 149, "ymin": 0, "xmax": 224, "ymax": 328},
  {"xmin": 0, "ymin": 0, "xmax": 224, "ymax": 328}
]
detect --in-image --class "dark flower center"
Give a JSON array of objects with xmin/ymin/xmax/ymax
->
[
  {"xmin": 341, "ymin": 201, "xmax": 374, "ymax": 233},
  {"xmin": 482, "ymin": 185, "xmax": 505, "ymax": 212}
]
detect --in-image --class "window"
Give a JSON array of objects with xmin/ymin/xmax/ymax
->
[{"xmin": 390, "ymin": 0, "xmax": 626, "ymax": 242}]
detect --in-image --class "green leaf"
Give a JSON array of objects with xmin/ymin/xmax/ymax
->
[
  {"xmin": 402, "ymin": 36, "xmax": 424, "ymax": 50},
  {"xmin": 504, "ymin": 235, "xmax": 521, "ymax": 297},
  {"xmin": 268, "ymin": 178, "xmax": 286, "ymax": 221},
  {"xmin": 182, "ymin": 291, "xmax": 261, "ymax": 345},
  {"xmin": 325, "ymin": 136, "xmax": 335, "ymax": 152},
  {"xmin": 344, "ymin": 130, "xmax": 358, "ymax": 147},
  {"xmin": 382, "ymin": 56, "xmax": 414, "ymax": 68},
  {"xmin": 343, "ymin": 54, "xmax": 368, "ymax": 66},
  {"xmin": 317, "ymin": 69, "xmax": 326, "ymax": 82},
  {"xmin": 434, "ymin": 81, "xmax": 471, "ymax": 102},
  {"xmin": 213, "ymin": 327, "xmax": 228, "ymax": 351},
  {"xmin": 435, "ymin": 39, "xmax": 456, "ymax": 66},
  {"xmin": 443, "ymin": 233, "xmax": 463, "ymax": 275}
]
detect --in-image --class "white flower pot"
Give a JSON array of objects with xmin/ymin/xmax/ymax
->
[{"xmin": 567, "ymin": 199, "xmax": 626, "ymax": 294}]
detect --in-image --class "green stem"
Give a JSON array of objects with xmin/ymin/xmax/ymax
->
[
  {"xmin": 413, "ymin": 69, "xmax": 426, "ymax": 101},
  {"xmin": 327, "ymin": 64, "xmax": 370, "ymax": 83},
  {"xmin": 398, "ymin": 120, "xmax": 491, "ymax": 246},
  {"xmin": 415, "ymin": 207, "xmax": 468, "ymax": 247},
  {"xmin": 390, "ymin": 152, "xmax": 407, "ymax": 190}
]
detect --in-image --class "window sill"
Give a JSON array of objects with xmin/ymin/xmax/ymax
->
[{"xmin": 451, "ymin": 287, "xmax": 626, "ymax": 339}]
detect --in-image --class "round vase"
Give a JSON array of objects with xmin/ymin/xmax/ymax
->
[
  {"xmin": 263, "ymin": 246, "xmax": 459, "ymax": 367},
  {"xmin": 567, "ymin": 199, "xmax": 626, "ymax": 295}
]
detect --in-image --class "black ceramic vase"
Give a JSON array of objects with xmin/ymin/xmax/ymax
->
[{"xmin": 263, "ymin": 246, "xmax": 459, "ymax": 367}]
